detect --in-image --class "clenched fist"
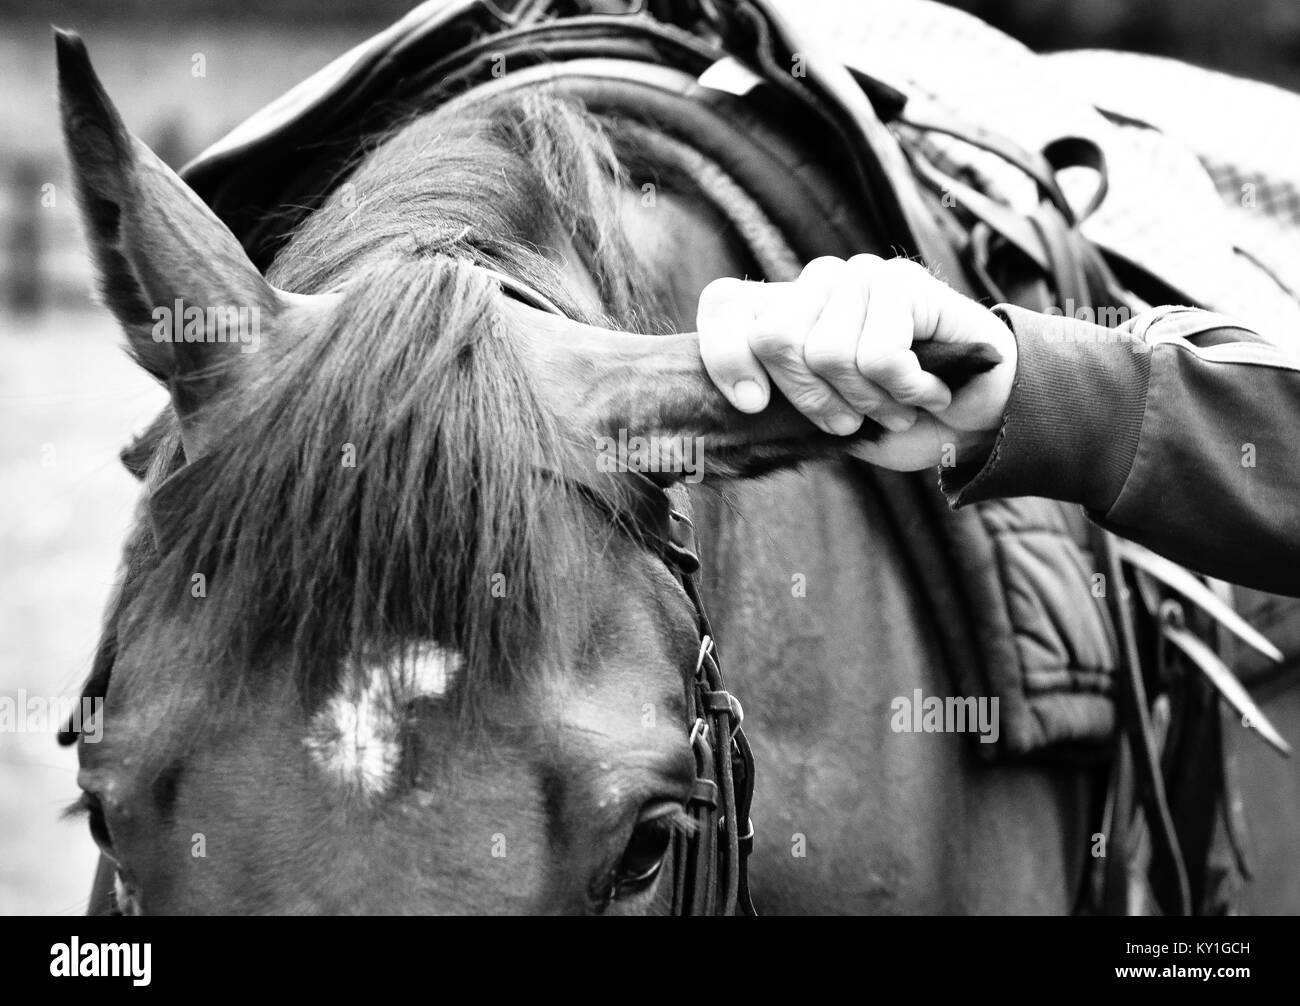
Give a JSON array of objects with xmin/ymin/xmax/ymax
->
[{"xmin": 697, "ymin": 254, "xmax": 1017, "ymax": 471}]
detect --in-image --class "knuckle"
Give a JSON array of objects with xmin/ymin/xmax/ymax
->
[
  {"xmin": 800, "ymin": 255, "xmax": 847, "ymax": 279},
  {"xmin": 697, "ymin": 277, "xmax": 756, "ymax": 323},
  {"xmin": 885, "ymin": 381, "xmax": 928, "ymax": 406},
  {"xmin": 699, "ymin": 276, "xmax": 747, "ymax": 306},
  {"xmin": 889, "ymin": 257, "xmax": 932, "ymax": 283},
  {"xmin": 748, "ymin": 327, "xmax": 804, "ymax": 364},
  {"xmin": 749, "ymin": 285, "xmax": 812, "ymax": 330},
  {"xmin": 859, "ymin": 342, "xmax": 915, "ymax": 377},
  {"xmin": 862, "ymin": 351, "xmax": 911, "ymax": 380},
  {"xmin": 847, "ymin": 253, "xmax": 884, "ymax": 272},
  {"xmin": 853, "ymin": 254, "xmax": 921, "ymax": 282},
  {"xmin": 854, "ymin": 356, "xmax": 890, "ymax": 383},
  {"xmin": 842, "ymin": 385, "xmax": 887, "ymax": 413},
  {"xmin": 797, "ymin": 256, "xmax": 849, "ymax": 292},
  {"xmin": 802, "ymin": 340, "xmax": 854, "ymax": 378},
  {"xmin": 786, "ymin": 384, "xmax": 836, "ymax": 416}
]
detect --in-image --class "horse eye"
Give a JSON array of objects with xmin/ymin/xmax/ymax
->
[
  {"xmin": 610, "ymin": 807, "xmax": 679, "ymax": 899},
  {"xmin": 79, "ymin": 792, "xmax": 115, "ymax": 854}
]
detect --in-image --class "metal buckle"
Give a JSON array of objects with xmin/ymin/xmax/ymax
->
[
  {"xmin": 694, "ymin": 635, "xmax": 715, "ymax": 678},
  {"xmin": 725, "ymin": 692, "xmax": 744, "ymax": 737}
]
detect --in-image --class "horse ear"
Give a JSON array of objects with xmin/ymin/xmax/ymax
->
[
  {"xmin": 55, "ymin": 29, "xmax": 335, "ymax": 458},
  {"xmin": 514, "ymin": 305, "xmax": 1000, "ymax": 482}
]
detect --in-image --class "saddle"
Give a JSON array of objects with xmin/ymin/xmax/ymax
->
[{"xmin": 174, "ymin": 0, "xmax": 1292, "ymax": 915}]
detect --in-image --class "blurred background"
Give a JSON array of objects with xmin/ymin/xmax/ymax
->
[{"xmin": 2, "ymin": 0, "xmax": 1298, "ymax": 915}]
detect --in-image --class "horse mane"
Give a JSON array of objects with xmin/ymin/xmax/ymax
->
[{"xmin": 115, "ymin": 90, "xmax": 675, "ymax": 722}]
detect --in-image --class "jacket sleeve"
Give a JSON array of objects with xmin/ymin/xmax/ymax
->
[{"xmin": 938, "ymin": 304, "xmax": 1300, "ymax": 595}]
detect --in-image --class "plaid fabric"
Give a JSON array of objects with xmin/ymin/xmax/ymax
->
[
  {"xmin": 1206, "ymin": 161, "xmax": 1300, "ymax": 228},
  {"xmin": 784, "ymin": 0, "xmax": 1300, "ymax": 341}
]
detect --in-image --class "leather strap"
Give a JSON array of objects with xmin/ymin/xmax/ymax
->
[
  {"xmin": 675, "ymin": 509, "xmax": 758, "ymax": 916},
  {"xmin": 556, "ymin": 467, "xmax": 757, "ymax": 915},
  {"xmin": 892, "ymin": 99, "xmax": 1138, "ymax": 316},
  {"xmin": 1096, "ymin": 530, "xmax": 1193, "ymax": 914},
  {"xmin": 897, "ymin": 101, "xmax": 1079, "ymax": 224}
]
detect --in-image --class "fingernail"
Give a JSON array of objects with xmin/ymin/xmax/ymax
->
[
  {"xmin": 882, "ymin": 414, "xmax": 914, "ymax": 433},
  {"xmin": 827, "ymin": 413, "xmax": 863, "ymax": 436},
  {"xmin": 732, "ymin": 380, "xmax": 766, "ymax": 412}
]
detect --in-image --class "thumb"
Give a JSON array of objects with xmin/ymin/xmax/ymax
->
[{"xmin": 696, "ymin": 277, "xmax": 772, "ymax": 413}]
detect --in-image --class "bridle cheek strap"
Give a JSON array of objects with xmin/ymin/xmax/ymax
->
[
  {"xmin": 667, "ymin": 507, "xmax": 757, "ymax": 917},
  {"xmin": 552, "ymin": 469, "xmax": 759, "ymax": 917},
  {"xmin": 560, "ymin": 460, "xmax": 758, "ymax": 916}
]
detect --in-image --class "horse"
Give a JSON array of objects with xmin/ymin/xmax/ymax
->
[{"xmin": 55, "ymin": 17, "xmax": 1298, "ymax": 915}]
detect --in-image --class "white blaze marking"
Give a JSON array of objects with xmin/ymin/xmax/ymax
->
[
  {"xmin": 304, "ymin": 643, "xmax": 461, "ymax": 797},
  {"xmin": 406, "ymin": 644, "xmax": 455, "ymax": 699}
]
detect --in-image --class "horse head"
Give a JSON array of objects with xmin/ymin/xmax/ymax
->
[{"xmin": 58, "ymin": 29, "xmax": 991, "ymax": 915}]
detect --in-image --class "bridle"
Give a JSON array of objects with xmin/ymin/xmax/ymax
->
[
  {"xmin": 137, "ymin": 260, "xmax": 761, "ymax": 916},
  {"xmin": 603, "ymin": 479, "xmax": 757, "ymax": 917},
  {"xmin": 594, "ymin": 482, "xmax": 757, "ymax": 916},
  {"xmin": 492, "ymin": 268, "xmax": 758, "ymax": 916}
]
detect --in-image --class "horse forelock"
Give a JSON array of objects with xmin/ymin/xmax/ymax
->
[{"xmin": 111, "ymin": 90, "xmax": 671, "ymax": 748}]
